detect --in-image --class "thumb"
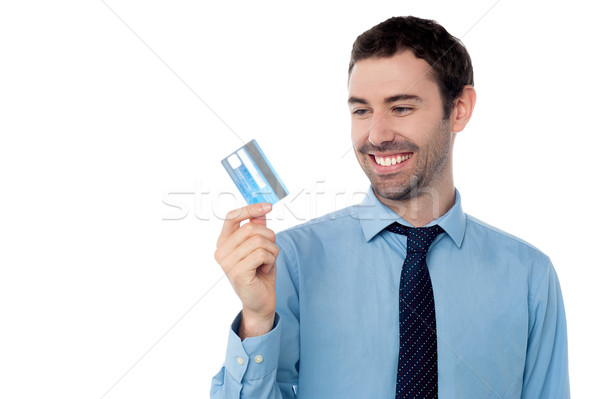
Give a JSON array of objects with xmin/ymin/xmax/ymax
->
[
  {"xmin": 249, "ymin": 202, "xmax": 271, "ymax": 226},
  {"xmin": 250, "ymin": 214, "xmax": 267, "ymax": 226}
]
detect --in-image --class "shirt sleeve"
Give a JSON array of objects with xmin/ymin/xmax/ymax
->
[
  {"xmin": 210, "ymin": 237, "xmax": 300, "ymax": 399},
  {"xmin": 521, "ymin": 260, "xmax": 570, "ymax": 398},
  {"xmin": 210, "ymin": 313, "xmax": 285, "ymax": 399}
]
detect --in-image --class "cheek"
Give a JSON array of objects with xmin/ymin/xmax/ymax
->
[{"xmin": 404, "ymin": 117, "xmax": 438, "ymax": 144}]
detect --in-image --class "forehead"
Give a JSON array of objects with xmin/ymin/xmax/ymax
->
[{"xmin": 348, "ymin": 51, "xmax": 439, "ymax": 101}]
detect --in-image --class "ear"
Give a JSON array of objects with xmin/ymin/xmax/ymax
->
[{"xmin": 450, "ymin": 85, "xmax": 476, "ymax": 133}]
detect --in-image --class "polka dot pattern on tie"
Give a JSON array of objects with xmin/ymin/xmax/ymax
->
[{"xmin": 386, "ymin": 222, "xmax": 444, "ymax": 399}]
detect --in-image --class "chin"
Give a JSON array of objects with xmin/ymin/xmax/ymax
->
[{"xmin": 371, "ymin": 180, "xmax": 417, "ymax": 201}]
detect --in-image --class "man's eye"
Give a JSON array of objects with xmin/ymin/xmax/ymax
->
[
  {"xmin": 352, "ymin": 109, "xmax": 370, "ymax": 117},
  {"xmin": 392, "ymin": 107, "xmax": 412, "ymax": 114}
]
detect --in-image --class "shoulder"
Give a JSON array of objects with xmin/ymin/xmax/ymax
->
[
  {"xmin": 275, "ymin": 205, "xmax": 362, "ymax": 251},
  {"xmin": 278, "ymin": 205, "xmax": 361, "ymax": 235},
  {"xmin": 463, "ymin": 213, "xmax": 552, "ymax": 271},
  {"xmin": 465, "ymin": 214, "xmax": 545, "ymax": 250}
]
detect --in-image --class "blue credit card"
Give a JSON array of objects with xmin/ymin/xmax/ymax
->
[{"xmin": 221, "ymin": 139, "xmax": 289, "ymax": 205}]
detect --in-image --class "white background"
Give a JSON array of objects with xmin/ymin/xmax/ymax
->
[{"xmin": 1, "ymin": 1, "xmax": 598, "ymax": 398}]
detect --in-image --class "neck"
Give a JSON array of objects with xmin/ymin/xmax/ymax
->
[{"xmin": 375, "ymin": 178, "xmax": 455, "ymax": 227}]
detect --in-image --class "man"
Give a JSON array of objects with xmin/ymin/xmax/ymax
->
[{"xmin": 211, "ymin": 16, "xmax": 569, "ymax": 398}]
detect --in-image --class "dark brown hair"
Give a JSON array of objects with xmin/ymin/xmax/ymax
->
[{"xmin": 349, "ymin": 16, "xmax": 474, "ymax": 118}]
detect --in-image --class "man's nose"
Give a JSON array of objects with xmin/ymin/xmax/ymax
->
[{"xmin": 367, "ymin": 110, "xmax": 396, "ymax": 147}]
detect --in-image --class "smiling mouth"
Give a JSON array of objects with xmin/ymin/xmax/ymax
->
[{"xmin": 370, "ymin": 153, "xmax": 413, "ymax": 166}]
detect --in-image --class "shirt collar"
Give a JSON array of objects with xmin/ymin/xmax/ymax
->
[{"xmin": 357, "ymin": 186, "xmax": 466, "ymax": 247}]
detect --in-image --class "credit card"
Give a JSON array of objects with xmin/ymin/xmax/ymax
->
[{"xmin": 221, "ymin": 139, "xmax": 289, "ymax": 205}]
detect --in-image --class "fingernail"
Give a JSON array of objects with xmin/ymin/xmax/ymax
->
[{"xmin": 262, "ymin": 203, "xmax": 272, "ymax": 212}]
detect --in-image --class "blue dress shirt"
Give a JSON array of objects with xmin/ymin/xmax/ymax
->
[{"xmin": 211, "ymin": 187, "xmax": 570, "ymax": 398}]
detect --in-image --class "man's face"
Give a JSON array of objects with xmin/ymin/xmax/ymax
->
[{"xmin": 348, "ymin": 51, "xmax": 454, "ymax": 202}]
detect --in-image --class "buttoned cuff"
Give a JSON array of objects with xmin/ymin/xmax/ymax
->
[{"xmin": 225, "ymin": 312, "xmax": 281, "ymax": 383}]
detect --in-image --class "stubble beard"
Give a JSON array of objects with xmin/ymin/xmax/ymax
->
[{"xmin": 356, "ymin": 119, "xmax": 452, "ymax": 202}]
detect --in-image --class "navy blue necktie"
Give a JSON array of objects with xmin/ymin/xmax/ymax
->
[{"xmin": 386, "ymin": 223, "xmax": 444, "ymax": 399}]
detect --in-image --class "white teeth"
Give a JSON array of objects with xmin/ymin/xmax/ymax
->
[{"xmin": 374, "ymin": 153, "xmax": 412, "ymax": 167}]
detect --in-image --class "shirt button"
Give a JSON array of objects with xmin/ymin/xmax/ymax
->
[
  {"xmin": 236, "ymin": 356, "xmax": 244, "ymax": 365},
  {"xmin": 254, "ymin": 355, "xmax": 263, "ymax": 364}
]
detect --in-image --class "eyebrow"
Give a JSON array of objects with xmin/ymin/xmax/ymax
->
[{"xmin": 347, "ymin": 94, "xmax": 423, "ymax": 105}]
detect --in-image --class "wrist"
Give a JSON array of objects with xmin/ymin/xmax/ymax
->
[{"xmin": 239, "ymin": 309, "xmax": 275, "ymax": 340}]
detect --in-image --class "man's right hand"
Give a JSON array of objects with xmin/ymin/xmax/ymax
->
[{"xmin": 214, "ymin": 202, "xmax": 279, "ymax": 340}]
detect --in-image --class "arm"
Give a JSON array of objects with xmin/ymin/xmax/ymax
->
[
  {"xmin": 521, "ymin": 261, "xmax": 570, "ymax": 398},
  {"xmin": 210, "ymin": 251, "xmax": 300, "ymax": 399},
  {"xmin": 210, "ymin": 204, "xmax": 299, "ymax": 398}
]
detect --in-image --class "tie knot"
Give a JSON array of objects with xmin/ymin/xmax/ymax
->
[{"xmin": 386, "ymin": 223, "xmax": 444, "ymax": 253}]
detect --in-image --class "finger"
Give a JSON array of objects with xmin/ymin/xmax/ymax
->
[
  {"xmin": 242, "ymin": 248, "xmax": 277, "ymax": 277},
  {"xmin": 234, "ymin": 234, "xmax": 280, "ymax": 266},
  {"xmin": 224, "ymin": 247, "xmax": 277, "ymax": 282},
  {"xmin": 219, "ymin": 235, "xmax": 279, "ymax": 275},
  {"xmin": 218, "ymin": 203, "xmax": 272, "ymax": 245},
  {"xmin": 257, "ymin": 261, "xmax": 276, "ymax": 276},
  {"xmin": 215, "ymin": 222, "xmax": 276, "ymax": 263}
]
